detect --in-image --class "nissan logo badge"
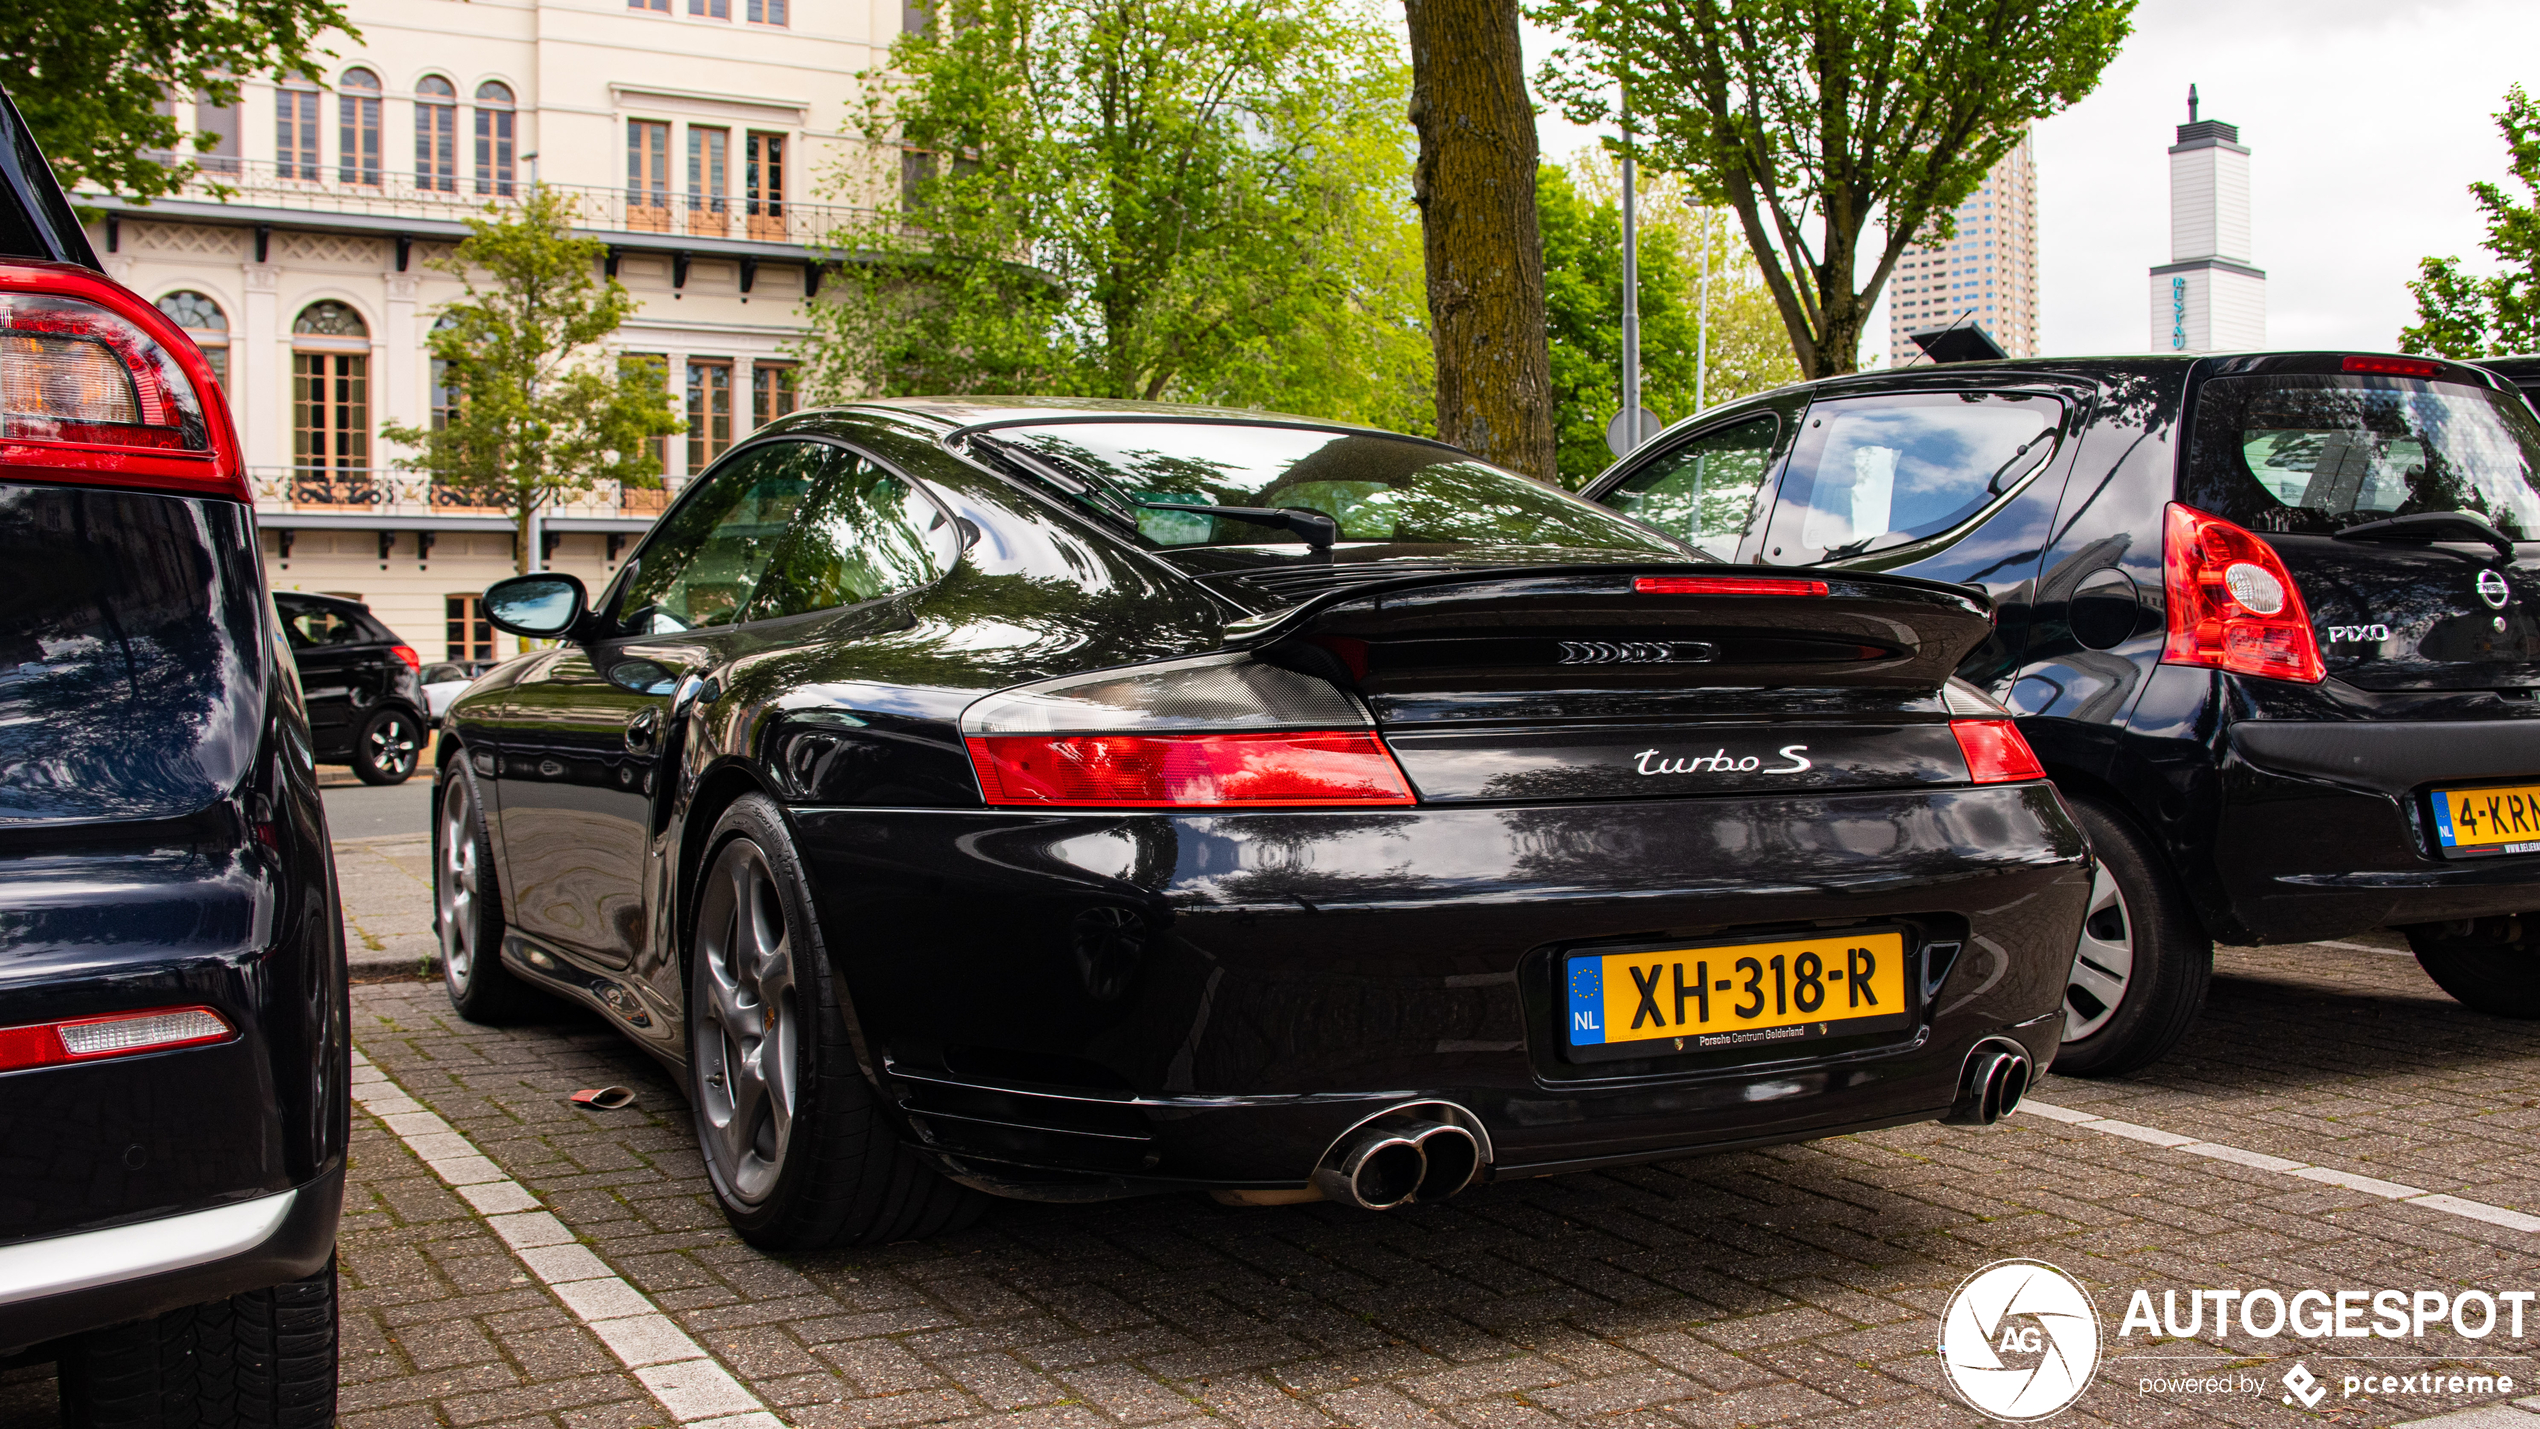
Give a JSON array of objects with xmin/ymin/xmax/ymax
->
[{"xmin": 2478, "ymin": 569, "xmax": 2511, "ymax": 609}]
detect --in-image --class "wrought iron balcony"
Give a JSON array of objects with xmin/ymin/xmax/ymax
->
[
  {"xmin": 90, "ymin": 161, "xmax": 864, "ymax": 251},
  {"xmin": 250, "ymin": 467, "xmax": 673, "ymax": 521}
]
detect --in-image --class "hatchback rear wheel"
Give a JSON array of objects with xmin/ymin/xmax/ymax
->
[
  {"xmin": 2404, "ymin": 918, "xmax": 2540, "ymax": 1018},
  {"xmin": 55, "ymin": 1256, "xmax": 338, "ymax": 1429},
  {"xmin": 2054, "ymin": 796, "xmax": 2212, "ymax": 1078},
  {"xmin": 688, "ymin": 795, "xmax": 984, "ymax": 1248},
  {"xmin": 353, "ymin": 707, "xmax": 420, "ymax": 785}
]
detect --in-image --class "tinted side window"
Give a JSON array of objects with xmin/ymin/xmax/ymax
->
[
  {"xmin": 1602, "ymin": 416, "xmax": 1776, "ymax": 560},
  {"xmin": 282, "ymin": 603, "xmax": 365, "ymax": 646},
  {"xmin": 1773, "ymin": 391, "xmax": 2063, "ymax": 561},
  {"xmin": 619, "ymin": 441, "xmax": 835, "ymax": 631},
  {"xmin": 750, "ymin": 453, "xmax": 958, "ymax": 620}
]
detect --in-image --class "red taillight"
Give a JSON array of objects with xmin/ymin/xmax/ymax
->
[
  {"xmin": 0, "ymin": 1005, "xmax": 234, "ymax": 1074},
  {"xmin": 391, "ymin": 644, "xmax": 421, "ymax": 672},
  {"xmin": 0, "ymin": 260, "xmax": 246, "ymax": 502},
  {"xmin": 2161, "ymin": 503, "xmax": 2325, "ymax": 684},
  {"xmin": 2344, "ymin": 355, "xmax": 2444, "ymax": 378},
  {"xmin": 966, "ymin": 731, "xmax": 1416, "ymax": 808},
  {"xmin": 1634, "ymin": 576, "xmax": 1830, "ymax": 597},
  {"xmin": 1951, "ymin": 719, "xmax": 2045, "ymax": 784}
]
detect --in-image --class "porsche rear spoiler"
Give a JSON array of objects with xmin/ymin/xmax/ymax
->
[{"xmin": 1225, "ymin": 564, "xmax": 1995, "ymax": 695}]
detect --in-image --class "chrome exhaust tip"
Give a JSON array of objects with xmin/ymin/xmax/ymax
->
[
  {"xmin": 1312, "ymin": 1132, "xmax": 1427, "ymax": 1209},
  {"xmin": 1944, "ymin": 1040, "xmax": 2033, "ymax": 1126},
  {"xmin": 1406, "ymin": 1121, "xmax": 1480, "ymax": 1201}
]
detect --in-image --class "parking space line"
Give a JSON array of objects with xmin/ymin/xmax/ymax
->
[
  {"xmin": 2019, "ymin": 1098, "xmax": 2540, "ymax": 1233},
  {"xmin": 349, "ymin": 1047, "xmax": 787, "ymax": 1429}
]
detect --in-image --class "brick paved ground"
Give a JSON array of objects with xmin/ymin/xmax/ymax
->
[{"xmin": 8, "ymin": 903, "xmax": 2540, "ymax": 1429}]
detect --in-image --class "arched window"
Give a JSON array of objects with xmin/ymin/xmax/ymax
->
[
  {"xmin": 157, "ymin": 291, "xmax": 229, "ymax": 392},
  {"xmin": 293, "ymin": 302, "xmax": 370, "ymax": 480},
  {"xmin": 416, "ymin": 75, "xmax": 457, "ymax": 192},
  {"xmin": 339, "ymin": 68, "xmax": 381, "ymax": 185},
  {"xmin": 474, "ymin": 81, "xmax": 515, "ymax": 197}
]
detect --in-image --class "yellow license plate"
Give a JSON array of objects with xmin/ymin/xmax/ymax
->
[
  {"xmin": 1565, "ymin": 929, "xmax": 1912, "ymax": 1057},
  {"xmin": 2431, "ymin": 782, "xmax": 2540, "ymax": 855}
]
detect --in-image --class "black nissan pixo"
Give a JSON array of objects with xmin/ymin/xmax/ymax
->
[{"xmin": 1587, "ymin": 347, "xmax": 2540, "ymax": 1074}]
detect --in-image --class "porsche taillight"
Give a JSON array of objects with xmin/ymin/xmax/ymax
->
[
  {"xmin": 960, "ymin": 652, "xmax": 1414, "ymax": 808},
  {"xmin": 2161, "ymin": 502, "xmax": 2324, "ymax": 684},
  {"xmin": 0, "ymin": 261, "xmax": 245, "ymax": 502}
]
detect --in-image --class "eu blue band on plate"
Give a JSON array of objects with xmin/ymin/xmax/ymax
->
[
  {"xmin": 1568, "ymin": 958, "xmax": 1606, "ymax": 1045},
  {"xmin": 2433, "ymin": 795, "xmax": 2459, "ymax": 847}
]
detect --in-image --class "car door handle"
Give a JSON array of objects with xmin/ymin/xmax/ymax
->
[{"xmin": 627, "ymin": 708, "xmax": 661, "ymax": 755}]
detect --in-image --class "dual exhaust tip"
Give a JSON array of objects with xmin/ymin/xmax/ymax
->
[
  {"xmin": 1944, "ymin": 1039, "xmax": 2032, "ymax": 1126},
  {"xmin": 1312, "ymin": 1118, "xmax": 1483, "ymax": 1210}
]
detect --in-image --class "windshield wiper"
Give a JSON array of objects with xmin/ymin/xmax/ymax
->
[
  {"xmin": 1136, "ymin": 502, "xmax": 1338, "ymax": 553},
  {"xmin": 2335, "ymin": 510, "xmax": 2519, "ymax": 557}
]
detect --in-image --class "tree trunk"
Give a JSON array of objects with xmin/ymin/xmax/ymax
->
[{"xmin": 1404, "ymin": 0, "xmax": 1555, "ymax": 482}]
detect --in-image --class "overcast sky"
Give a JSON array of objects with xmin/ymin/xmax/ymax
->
[{"xmin": 1523, "ymin": 0, "xmax": 2540, "ymax": 362}]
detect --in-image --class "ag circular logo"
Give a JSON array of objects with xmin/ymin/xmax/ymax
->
[
  {"xmin": 1938, "ymin": 1259, "xmax": 2101, "ymax": 1421},
  {"xmin": 2478, "ymin": 569, "xmax": 2512, "ymax": 609}
]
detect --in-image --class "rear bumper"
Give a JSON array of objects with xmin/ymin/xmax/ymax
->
[
  {"xmin": 2212, "ymin": 718, "xmax": 2540, "ymax": 942},
  {"xmin": 0, "ymin": 1168, "xmax": 341, "ymax": 1355},
  {"xmin": 790, "ymin": 784, "xmax": 2090, "ymax": 1199}
]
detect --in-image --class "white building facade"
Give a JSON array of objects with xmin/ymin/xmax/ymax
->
[
  {"xmin": 1885, "ymin": 127, "xmax": 2039, "ymax": 366},
  {"xmin": 82, "ymin": 0, "xmax": 905, "ymax": 661},
  {"xmin": 2149, "ymin": 90, "xmax": 2266, "ymax": 354}
]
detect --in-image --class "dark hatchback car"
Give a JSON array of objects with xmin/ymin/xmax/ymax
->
[
  {"xmin": 436, "ymin": 397, "xmax": 2091, "ymax": 1246},
  {"xmin": 0, "ymin": 89, "xmax": 346, "ymax": 1429},
  {"xmin": 1584, "ymin": 350, "xmax": 2540, "ymax": 1074},
  {"xmin": 274, "ymin": 590, "xmax": 426, "ymax": 785}
]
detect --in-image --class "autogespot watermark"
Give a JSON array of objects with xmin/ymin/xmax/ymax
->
[{"xmin": 1938, "ymin": 1263, "xmax": 2533, "ymax": 1421}]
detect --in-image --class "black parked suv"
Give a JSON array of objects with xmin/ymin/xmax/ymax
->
[
  {"xmin": 275, "ymin": 591, "xmax": 426, "ymax": 785},
  {"xmin": 0, "ymin": 89, "xmax": 346, "ymax": 1426},
  {"xmin": 1586, "ymin": 351, "xmax": 2540, "ymax": 1074}
]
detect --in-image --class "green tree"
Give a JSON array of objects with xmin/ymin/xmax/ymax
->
[
  {"xmin": 5, "ymin": 0, "xmax": 354, "ymax": 202},
  {"xmin": 382, "ymin": 187, "xmax": 683, "ymax": 575},
  {"xmin": 1540, "ymin": 151, "xmax": 1798, "ymax": 485},
  {"xmin": 2402, "ymin": 86, "xmax": 2540, "ymax": 359},
  {"xmin": 1535, "ymin": 0, "xmax": 2132, "ymax": 378},
  {"xmin": 806, "ymin": 0, "xmax": 1428, "ymax": 430}
]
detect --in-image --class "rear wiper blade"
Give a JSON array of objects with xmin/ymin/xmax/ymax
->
[
  {"xmin": 1137, "ymin": 502, "xmax": 1338, "ymax": 553},
  {"xmin": 2335, "ymin": 510, "xmax": 2519, "ymax": 557}
]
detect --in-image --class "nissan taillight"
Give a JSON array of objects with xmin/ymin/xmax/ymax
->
[
  {"xmin": 0, "ymin": 1006, "xmax": 235, "ymax": 1074},
  {"xmin": 961, "ymin": 652, "xmax": 1414, "ymax": 808},
  {"xmin": 2161, "ymin": 502, "xmax": 2325, "ymax": 684},
  {"xmin": 0, "ymin": 260, "xmax": 246, "ymax": 501}
]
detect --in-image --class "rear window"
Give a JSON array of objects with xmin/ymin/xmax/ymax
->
[
  {"xmin": 0, "ymin": 485, "xmax": 265, "ymax": 822},
  {"xmin": 978, "ymin": 421, "xmax": 1684, "ymax": 556},
  {"xmin": 2182, "ymin": 375, "xmax": 2540, "ymax": 538}
]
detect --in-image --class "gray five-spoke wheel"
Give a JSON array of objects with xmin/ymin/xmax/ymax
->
[
  {"xmin": 694, "ymin": 841, "xmax": 800, "ymax": 1206},
  {"xmin": 2065, "ymin": 862, "xmax": 2135, "ymax": 1042},
  {"xmin": 438, "ymin": 776, "xmax": 481, "ymax": 987}
]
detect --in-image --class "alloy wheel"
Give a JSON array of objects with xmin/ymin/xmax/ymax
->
[
  {"xmin": 438, "ymin": 777, "xmax": 480, "ymax": 987},
  {"xmin": 693, "ymin": 840, "xmax": 801, "ymax": 1206},
  {"xmin": 2064, "ymin": 863, "xmax": 2136, "ymax": 1042},
  {"xmin": 369, "ymin": 713, "xmax": 419, "ymax": 778}
]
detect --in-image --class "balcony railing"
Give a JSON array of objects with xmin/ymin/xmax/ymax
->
[
  {"xmin": 251, "ymin": 467, "xmax": 673, "ymax": 520},
  {"xmin": 96, "ymin": 161, "xmax": 865, "ymax": 250}
]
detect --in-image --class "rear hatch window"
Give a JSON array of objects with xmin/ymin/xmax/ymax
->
[
  {"xmin": 2182, "ymin": 373, "xmax": 2540, "ymax": 690},
  {"xmin": 0, "ymin": 484, "xmax": 266, "ymax": 821}
]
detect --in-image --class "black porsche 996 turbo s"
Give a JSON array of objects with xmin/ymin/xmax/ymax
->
[{"xmin": 436, "ymin": 398, "xmax": 2093, "ymax": 1246}]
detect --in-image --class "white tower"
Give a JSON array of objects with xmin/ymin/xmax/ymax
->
[{"xmin": 2150, "ymin": 85, "xmax": 2266, "ymax": 353}]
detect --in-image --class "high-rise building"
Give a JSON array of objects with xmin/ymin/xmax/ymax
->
[
  {"xmin": 79, "ymin": 0, "xmax": 901, "ymax": 662},
  {"xmin": 2150, "ymin": 86, "xmax": 2265, "ymax": 353},
  {"xmin": 1885, "ymin": 127, "xmax": 2038, "ymax": 366}
]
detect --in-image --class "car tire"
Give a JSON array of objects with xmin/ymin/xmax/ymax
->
[
  {"xmin": 55, "ymin": 1255, "xmax": 337, "ymax": 1429},
  {"xmin": 2052, "ymin": 795, "xmax": 2213, "ymax": 1078},
  {"xmin": 2405, "ymin": 919, "xmax": 2540, "ymax": 1018},
  {"xmin": 687, "ymin": 794, "xmax": 986, "ymax": 1249},
  {"xmin": 438, "ymin": 764, "xmax": 543, "ymax": 1023},
  {"xmin": 351, "ymin": 706, "xmax": 422, "ymax": 785}
]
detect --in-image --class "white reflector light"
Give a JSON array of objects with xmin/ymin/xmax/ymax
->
[{"xmin": 57, "ymin": 1007, "xmax": 232, "ymax": 1058}]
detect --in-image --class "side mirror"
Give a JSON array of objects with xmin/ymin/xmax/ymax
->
[{"xmin": 483, "ymin": 573, "xmax": 589, "ymax": 639}]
